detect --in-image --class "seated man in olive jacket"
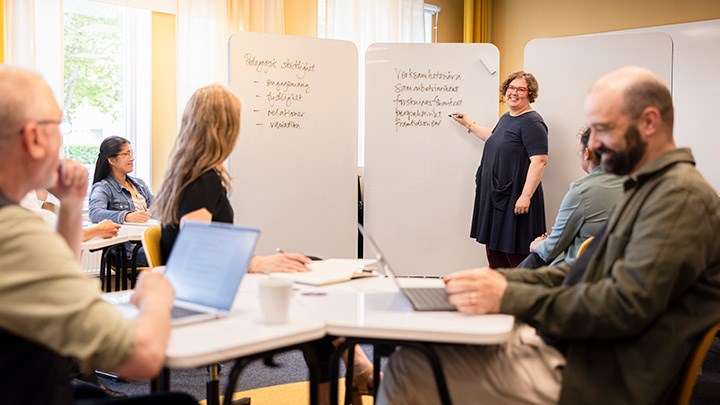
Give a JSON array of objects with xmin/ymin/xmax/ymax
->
[{"xmin": 378, "ymin": 66, "xmax": 720, "ymax": 405}]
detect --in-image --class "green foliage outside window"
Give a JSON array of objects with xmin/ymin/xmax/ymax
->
[
  {"xmin": 64, "ymin": 144, "xmax": 99, "ymax": 166},
  {"xmin": 63, "ymin": 12, "xmax": 122, "ymax": 122}
]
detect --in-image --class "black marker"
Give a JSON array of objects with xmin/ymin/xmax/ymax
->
[{"xmin": 448, "ymin": 113, "xmax": 464, "ymax": 119}]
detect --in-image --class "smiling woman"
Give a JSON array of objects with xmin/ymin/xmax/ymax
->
[
  {"xmin": 449, "ymin": 71, "xmax": 549, "ymax": 269},
  {"xmin": 88, "ymin": 136, "xmax": 154, "ymax": 225}
]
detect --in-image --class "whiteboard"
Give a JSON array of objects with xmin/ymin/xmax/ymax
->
[
  {"xmin": 364, "ymin": 43, "xmax": 499, "ymax": 276},
  {"xmin": 228, "ymin": 32, "xmax": 359, "ymax": 258},
  {"xmin": 611, "ymin": 20, "xmax": 720, "ymax": 194},
  {"xmin": 525, "ymin": 33, "xmax": 673, "ymax": 229}
]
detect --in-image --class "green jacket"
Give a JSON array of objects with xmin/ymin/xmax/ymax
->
[{"xmin": 500, "ymin": 148, "xmax": 720, "ymax": 404}]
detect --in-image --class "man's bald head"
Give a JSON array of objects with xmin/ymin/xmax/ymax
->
[
  {"xmin": 591, "ymin": 66, "xmax": 674, "ymax": 131},
  {"xmin": 0, "ymin": 67, "xmax": 57, "ymax": 141},
  {"xmin": 585, "ymin": 66, "xmax": 676, "ymax": 175}
]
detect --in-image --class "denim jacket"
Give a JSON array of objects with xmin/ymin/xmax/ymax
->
[{"xmin": 88, "ymin": 175, "xmax": 154, "ymax": 224}]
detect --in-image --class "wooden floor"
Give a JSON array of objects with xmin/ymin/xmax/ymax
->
[{"xmin": 198, "ymin": 379, "xmax": 373, "ymax": 405}]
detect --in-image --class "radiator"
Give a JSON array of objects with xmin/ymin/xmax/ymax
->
[{"xmin": 81, "ymin": 249, "xmax": 103, "ymax": 277}]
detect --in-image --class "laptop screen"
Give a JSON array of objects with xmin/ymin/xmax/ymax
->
[
  {"xmin": 165, "ymin": 222, "xmax": 260, "ymax": 310},
  {"xmin": 358, "ymin": 224, "xmax": 397, "ymax": 279}
]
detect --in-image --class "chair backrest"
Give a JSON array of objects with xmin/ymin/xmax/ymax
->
[
  {"xmin": 576, "ymin": 236, "xmax": 594, "ymax": 258},
  {"xmin": 674, "ymin": 322, "xmax": 720, "ymax": 404},
  {"xmin": 141, "ymin": 225, "xmax": 163, "ymax": 267}
]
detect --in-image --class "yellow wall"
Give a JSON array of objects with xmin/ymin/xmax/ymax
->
[
  {"xmin": 150, "ymin": 12, "xmax": 176, "ymax": 192},
  {"xmin": 1, "ymin": 0, "xmax": 5, "ymax": 63},
  {"xmin": 284, "ymin": 0, "xmax": 316, "ymax": 37},
  {"xmin": 435, "ymin": 0, "xmax": 464, "ymax": 43},
  {"xmin": 492, "ymin": 0, "xmax": 720, "ymax": 84}
]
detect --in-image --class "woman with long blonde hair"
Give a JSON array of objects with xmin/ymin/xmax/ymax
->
[
  {"xmin": 153, "ymin": 84, "xmax": 378, "ymax": 404},
  {"xmin": 152, "ymin": 84, "xmax": 308, "ymax": 272}
]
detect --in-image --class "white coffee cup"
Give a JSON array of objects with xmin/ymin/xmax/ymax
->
[{"xmin": 259, "ymin": 278, "xmax": 293, "ymax": 324}]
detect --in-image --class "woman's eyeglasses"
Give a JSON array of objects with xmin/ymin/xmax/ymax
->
[{"xmin": 506, "ymin": 85, "xmax": 528, "ymax": 94}]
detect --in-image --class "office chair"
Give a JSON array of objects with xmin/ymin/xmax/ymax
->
[
  {"xmin": 673, "ymin": 322, "xmax": 720, "ymax": 405},
  {"xmin": 576, "ymin": 236, "xmax": 594, "ymax": 258}
]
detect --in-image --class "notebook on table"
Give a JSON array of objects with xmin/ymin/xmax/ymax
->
[
  {"xmin": 270, "ymin": 258, "xmax": 378, "ymax": 286},
  {"xmin": 358, "ymin": 224, "xmax": 456, "ymax": 312},
  {"xmin": 105, "ymin": 221, "xmax": 260, "ymax": 326}
]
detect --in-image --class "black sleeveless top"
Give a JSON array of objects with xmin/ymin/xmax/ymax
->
[{"xmin": 0, "ymin": 191, "xmax": 75, "ymax": 405}]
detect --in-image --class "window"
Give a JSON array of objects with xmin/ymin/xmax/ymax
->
[
  {"xmin": 62, "ymin": 0, "xmax": 151, "ymax": 190},
  {"xmin": 424, "ymin": 4, "xmax": 441, "ymax": 43}
]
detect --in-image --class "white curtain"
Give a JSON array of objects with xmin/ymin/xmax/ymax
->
[
  {"xmin": 175, "ymin": 0, "xmax": 284, "ymax": 117},
  {"xmin": 323, "ymin": 0, "xmax": 425, "ymax": 48},
  {"xmin": 4, "ymin": 0, "xmax": 63, "ymax": 101},
  {"xmin": 321, "ymin": 0, "xmax": 425, "ymax": 165}
]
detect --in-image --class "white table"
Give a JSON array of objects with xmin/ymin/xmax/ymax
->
[
  {"xmin": 291, "ymin": 275, "xmax": 514, "ymax": 405},
  {"xmin": 165, "ymin": 290, "xmax": 326, "ymax": 368},
  {"xmin": 293, "ymin": 276, "xmax": 513, "ymax": 344},
  {"xmin": 138, "ymin": 275, "xmax": 326, "ymax": 405},
  {"xmin": 134, "ymin": 273, "xmax": 514, "ymax": 405}
]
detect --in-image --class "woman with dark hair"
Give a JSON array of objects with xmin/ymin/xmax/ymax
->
[
  {"xmin": 451, "ymin": 71, "xmax": 549, "ymax": 269},
  {"xmin": 89, "ymin": 136, "xmax": 154, "ymax": 224},
  {"xmin": 518, "ymin": 128, "xmax": 624, "ymax": 268}
]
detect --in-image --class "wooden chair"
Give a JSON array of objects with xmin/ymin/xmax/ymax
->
[
  {"xmin": 673, "ymin": 322, "xmax": 720, "ymax": 405},
  {"xmin": 141, "ymin": 225, "xmax": 163, "ymax": 267},
  {"xmin": 576, "ymin": 236, "xmax": 594, "ymax": 258}
]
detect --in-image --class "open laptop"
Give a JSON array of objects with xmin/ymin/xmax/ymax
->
[
  {"xmin": 106, "ymin": 221, "xmax": 260, "ymax": 326},
  {"xmin": 358, "ymin": 224, "xmax": 456, "ymax": 311}
]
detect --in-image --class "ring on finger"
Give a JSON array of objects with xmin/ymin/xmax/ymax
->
[{"xmin": 469, "ymin": 291, "xmax": 478, "ymax": 305}]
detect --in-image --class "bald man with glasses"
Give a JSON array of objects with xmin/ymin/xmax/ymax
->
[{"xmin": 0, "ymin": 66, "xmax": 193, "ymax": 404}]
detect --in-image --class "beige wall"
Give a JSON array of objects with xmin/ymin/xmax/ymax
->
[
  {"xmin": 492, "ymin": 0, "xmax": 720, "ymax": 85},
  {"xmin": 150, "ymin": 12, "xmax": 176, "ymax": 192}
]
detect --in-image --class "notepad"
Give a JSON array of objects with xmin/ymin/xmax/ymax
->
[{"xmin": 270, "ymin": 258, "xmax": 379, "ymax": 286}]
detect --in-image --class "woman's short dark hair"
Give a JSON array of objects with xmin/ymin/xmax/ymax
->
[
  {"xmin": 500, "ymin": 71, "xmax": 539, "ymax": 103},
  {"xmin": 579, "ymin": 127, "xmax": 601, "ymax": 164},
  {"xmin": 93, "ymin": 136, "xmax": 130, "ymax": 184}
]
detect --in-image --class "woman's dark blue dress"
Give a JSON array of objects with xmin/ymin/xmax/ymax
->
[{"xmin": 470, "ymin": 111, "xmax": 548, "ymax": 254}]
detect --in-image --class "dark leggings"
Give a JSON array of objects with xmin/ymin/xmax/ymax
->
[
  {"xmin": 485, "ymin": 246, "xmax": 528, "ymax": 269},
  {"xmin": 303, "ymin": 336, "xmax": 337, "ymax": 383}
]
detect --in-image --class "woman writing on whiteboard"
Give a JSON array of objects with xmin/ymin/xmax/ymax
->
[{"xmin": 451, "ymin": 71, "xmax": 548, "ymax": 268}]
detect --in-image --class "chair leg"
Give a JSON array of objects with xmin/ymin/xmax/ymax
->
[{"xmin": 206, "ymin": 363, "xmax": 221, "ymax": 405}]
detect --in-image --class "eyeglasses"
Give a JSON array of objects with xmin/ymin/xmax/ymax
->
[
  {"xmin": 22, "ymin": 120, "xmax": 72, "ymax": 136},
  {"xmin": 506, "ymin": 85, "xmax": 528, "ymax": 94},
  {"xmin": 116, "ymin": 151, "xmax": 134, "ymax": 158}
]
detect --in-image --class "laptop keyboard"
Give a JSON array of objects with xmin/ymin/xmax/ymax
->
[
  {"xmin": 402, "ymin": 287, "xmax": 456, "ymax": 311},
  {"xmin": 171, "ymin": 306, "xmax": 205, "ymax": 319}
]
